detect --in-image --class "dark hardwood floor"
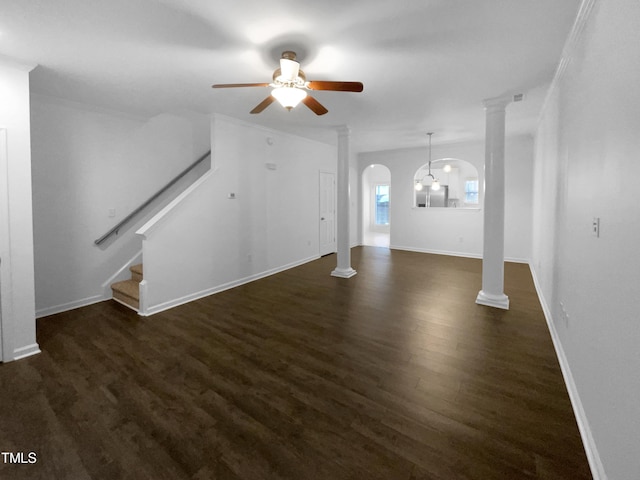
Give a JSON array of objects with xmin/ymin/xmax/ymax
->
[{"xmin": 0, "ymin": 247, "xmax": 591, "ymax": 479}]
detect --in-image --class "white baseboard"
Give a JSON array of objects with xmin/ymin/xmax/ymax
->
[
  {"xmin": 388, "ymin": 244, "xmax": 529, "ymax": 264},
  {"xmin": 36, "ymin": 294, "xmax": 107, "ymax": 319},
  {"xmin": 13, "ymin": 343, "xmax": 41, "ymax": 361},
  {"xmin": 503, "ymin": 256, "xmax": 530, "ymax": 264},
  {"xmin": 528, "ymin": 263, "xmax": 607, "ymax": 480},
  {"xmin": 140, "ymin": 255, "xmax": 320, "ymax": 316},
  {"xmin": 390, "ymin": 244, "xmax": 483, "ymax": 259}
]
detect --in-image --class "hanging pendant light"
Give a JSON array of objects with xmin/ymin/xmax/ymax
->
[
  {"xmin": 426, "ymin": 132, "xmax": 440, "ymax": 190},
  {"xmin": 415, "ymin": 132, "xmax": 441, "ymax": 192}
]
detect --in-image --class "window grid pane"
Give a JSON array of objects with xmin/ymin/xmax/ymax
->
[
  {"xmin": 464, "ymin": 180, "xmax": 479, "ymax": 204},
  {"xmin": 375, "ymin": 185, "xmax": 389, "ymax": 225}
]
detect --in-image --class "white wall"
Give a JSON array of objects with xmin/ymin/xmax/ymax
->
[
  {"xmin": 138, "ymin": 115, "xmax": 337, "ymax": 314},
  {"xmin": 0, "ymin": 57, "xmax": 40, "ymax": 361},
  {"xmin": 359, "ymin": 135, "xmax": 533, "ymax": 261},
  {"xmin": 532, "ymin": 1, "xmax": 640, "ymax": 478},
  {"xmin": 30, "ymin": 95, "xmax": 210, "ymax": 316}
]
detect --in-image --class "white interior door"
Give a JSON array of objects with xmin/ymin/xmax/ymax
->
[
  {"xmin": 319, "ymin": 171, "xmax": 336, "ymax": 256},
  {"xmin": 0, "ymin": 129, "xmax": 8, "ymax": 361},
  {"xmin": 0, "ymin": 257, "xmax": 3, "ymax": 361}
]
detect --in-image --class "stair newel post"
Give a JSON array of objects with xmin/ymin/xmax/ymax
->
[{"xmin": 138, "ymin": 279, "xmax": 147, "ymax": 316}]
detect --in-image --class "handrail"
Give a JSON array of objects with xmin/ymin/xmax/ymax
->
[{"xmin": 94, "ymin": 150, "xmax": 211, "ymax": 245}]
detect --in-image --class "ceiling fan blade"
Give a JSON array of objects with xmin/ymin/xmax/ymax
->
[
  {"xmin": 212, "ymin": 83, "xmax": 270, "ymax": 88},
  {"xmin": 250, "ymin": 95, "xmax": 275, "ymax": 114},
  {"xmin": 302, "ymin": 95, "xmax": 328, "ymax": 116},
  {"xmin": 307, "ymin": 81, "xmax": 363, "ymax": 92}
]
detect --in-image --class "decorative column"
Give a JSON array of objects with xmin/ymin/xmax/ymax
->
[
  {"xmin": 331, "ymin": 126, "xmax": 357, "ymax": 278},
  {"xmin": 476, "ymin": 96, "xmax": 511, "ymax": 309}
]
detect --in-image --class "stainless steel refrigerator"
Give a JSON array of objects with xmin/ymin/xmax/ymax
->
[{"xmin": 417, "ymin": 185, "xmax": 449, "ymax": 207}]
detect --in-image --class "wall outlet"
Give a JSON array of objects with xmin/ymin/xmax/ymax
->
[
  {"xmin": 592, "ymin": 217, "xmax": 600, "ymax": 237},
  {"xmin": 108, "ymin": 208, "xmax": 116, "ymax": 218},
  {"xmin": 559, "ymin": 302, "xmax": 569, "ymax": 324}
]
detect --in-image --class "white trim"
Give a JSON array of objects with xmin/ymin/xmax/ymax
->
[
  {"xmin": 389, "ymin": 245, "xmax": 529, "ymax": 264},
  {"xmin": 0, "ymin": 54, "xmax": 37, "ymax": 72},
  {"xmin": 331, "ymin": 267, "xmax": 357, "ymax": 279},
  {"xmin": 475, "ymin": 290, "xmax": 509, "ymax": 310},
  {"xmin": 138, "ymin": 280, "xmax": 148, "ymax": 315},
  {"xmin": 36, "ymin": 294, "xmax": 106, "ymax": 318},
  {"xmin": 0, "ymin": 128, "xmax": 10, "ymax": 361},
  {"xmin": 529, "ymin": 262, "xmax": 607, "ymax": 480},
  {"xmin": 12, "ymin": 343, "xmax": 41, "ymax": 361},
  {"xmin": 503, "ymin": 256, "xmax": 530, "ymax": 264},
  {"xmin": 37, "ymin": 251, "xmax": 144, "ymax": 318},
  {"xmin": 100, "ymin": 250, "xmax": 143, "ymax": 297},
  {"xmin": 140, "ymin": 255, "xmax": 320, "ymax": 317},
  {"xmin": 136, "ymin": 169, "xmax": 215, "ymax": 239},
  {"xmin": 538, "ymin": 0, "xmax": 598, "ymax": 125},
  {"xmin": 319, "ymin": 170, "xmax": 337, "ymax": 257},
  {"xmin": 31, "ymin": 92, "xmax": 148, "ymax": 122},
  {"xmin": 391, "ymin": 244, "xmax": 482, "ymax": 259}
]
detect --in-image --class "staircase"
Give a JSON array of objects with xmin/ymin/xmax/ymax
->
[{"xmin": 111, "ymin": 264, "xmax": 143, "ymax": 311}]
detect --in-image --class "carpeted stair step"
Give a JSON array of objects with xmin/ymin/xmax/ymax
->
[
  {"xmin": 130, "ymin": 264, "xmax": 143, "ymax": 282},
  {"xmin": 111, "ymin": 279, "xmax": 140, "ymax": 310}
]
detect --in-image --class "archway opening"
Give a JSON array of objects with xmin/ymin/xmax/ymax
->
[{"xmin": 413, "ymin": 158, "xmax": 480, "ymax": 208}]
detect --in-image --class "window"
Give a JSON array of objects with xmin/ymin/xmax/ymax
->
[
  {"xmin": 464, "ymin": 179, "xmax": 479, "ymax": 204},
  {"xmin": 374, "ymin": 185, "xmax": 389, "ymax": 225}
]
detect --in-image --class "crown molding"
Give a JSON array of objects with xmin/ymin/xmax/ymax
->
[
  {"xmin": 538, "ymin": 0, "xmax": 598, "ymax": 121},
  {"xmin": 0, "ymin": 54, "xmax": 37, "ymax": 72}
]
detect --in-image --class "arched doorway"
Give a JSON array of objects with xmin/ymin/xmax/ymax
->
[
  {"xmin": 362, "ymin": 164, "xmax": 391, "ymax": 247},
  {"xmin": 413, "ymin": 158, "xmax": 480, "ymax": 209}
]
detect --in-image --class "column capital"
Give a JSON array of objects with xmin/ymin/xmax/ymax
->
[
  {"xmin": 336, "ymin": 125, "xmax": 351, "ymax": 137},
  {"xmin": 482, "ymin": 95, "xmax": 512, "ymax": 111}
]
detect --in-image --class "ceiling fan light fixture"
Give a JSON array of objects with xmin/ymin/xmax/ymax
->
[
  {"xmin": 211, "ymin": 50, "xmax": 361, "ymax": 115},
  {"xmin": 279, "ymin": 57, "xmax": 300, "ymax": 82},
  {"xmin": 415, "ymin": 181, "xmax": 424, "ymax": 191},
  {"xmin": 431, "ymin": 179, "xmax": 441, "ymax": 191},
  {"xmin": 271, "ymin": 86, "xmax": 307, "ymax": 110}
]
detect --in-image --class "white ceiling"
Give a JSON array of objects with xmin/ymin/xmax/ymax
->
[{"xmin": 1, "ymin": 0, "xmax": 581, "ymax": 152}]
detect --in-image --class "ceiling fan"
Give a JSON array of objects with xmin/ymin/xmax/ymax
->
[{"xmin": 212, "ymin": 51, "xmax": 363, "ymax": 116}]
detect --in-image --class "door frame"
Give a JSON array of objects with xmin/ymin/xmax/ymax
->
[
  {"xmin": 318, "ymin": 171, "xmax": 336, "ymax": 256},
  {"xmin": 0, "ymin": 128, "xmax": 9, "ymax": 361}
]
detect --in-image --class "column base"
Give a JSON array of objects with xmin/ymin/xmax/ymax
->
[
  {"xmin": 476, "ymin": 290, "xmax": 510, "ymax": 310},
  {"xmin": 331, "ymin": 267, "xmax": 357, "ymax": 279}
]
